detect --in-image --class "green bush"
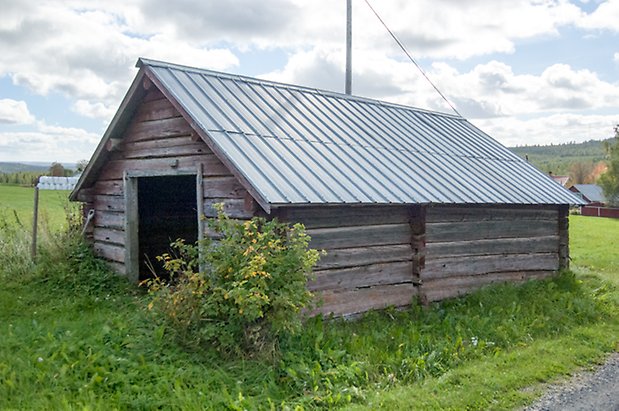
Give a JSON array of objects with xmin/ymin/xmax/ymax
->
[{"xmin": 146, "ymin": 205, "xmax": 321, "ymax": 356}]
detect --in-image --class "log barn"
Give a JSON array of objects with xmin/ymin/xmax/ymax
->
[{"xmin": 70, "ymin": 58, "xmax": 584, "ymax": 317}]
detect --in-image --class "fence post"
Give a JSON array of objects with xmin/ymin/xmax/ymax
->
[{"xmin": 31, "ymin": 186, "xmax": 39, "ymax": 260}]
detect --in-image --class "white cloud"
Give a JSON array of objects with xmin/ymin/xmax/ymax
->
[
  {"xmin": 0, "ymin": 0, "xmax": 600, "ymax": 126},
  {"xmin": 473, "ymin": 113, "xmax": 618, "ymax": 147},
  {"xmin": 353, "ymin": 0, "xmax": 582, "ymax": 59},
  {"xmin": 578, "ymin": 0, "xmax": 619, "ymax": 31},
  {"xmin": 403, "ymin": 60, "xmax": 619, "ymax": 118},
  {"xmin": 72, "ymin": 100, "xmax": 117, "ymax": 120},
  {"xmin": 0, "ymin": 0, "xmax": 617, "ymax": 161},
  {"xmin": 0, "ymin": 122, "xmax": 100, "ymax": 162},
  {"xmin": 0, "ymin": 99, "xmax": 35, "ymax": 124},
  {"xmin": 0, "ymin": 1, "xmax": 239, "ymax": 122},
  {"xmin": 263, "ymin": 48, "xmax": 619, "ymax": 119},
  {"xmin": 261, "ymin": 48, "xmax": 412, "ymax": 97}
]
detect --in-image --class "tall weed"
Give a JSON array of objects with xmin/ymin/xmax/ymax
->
[
  {"xmin": 0, "ymin": 209, "xmax": 36, "ymax": 280},
  {"xmin": 1, "ymin": 202, "xmax": 128, "ymax": 297}
]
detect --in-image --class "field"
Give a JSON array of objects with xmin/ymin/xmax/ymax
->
[
  {"xmin": 0, "ymin": 183, "xmax": 617, "ymax": 410},
  {"xmin": 0, "ymin": 185, "xmax": 73, "ymax": 230}
]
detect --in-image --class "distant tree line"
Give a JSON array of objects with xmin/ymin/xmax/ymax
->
[
  {"xmin": 510, "ymin": 138, "xmax": 612, "ymax": 185},
  {"xmin": 0, "ymin": 172, "xmax": 42, "ymax": 186},
  {"xmin": 0, "ymin": 161, "xmax": 88, "ymax": 186}
]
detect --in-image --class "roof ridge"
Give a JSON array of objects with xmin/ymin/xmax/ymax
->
[{"xmin": 137, "ymin": 57, "xmax": 464, "ymax": 120}]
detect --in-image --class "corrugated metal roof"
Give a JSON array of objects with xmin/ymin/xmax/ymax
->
[
  {"xmin": 138, "ymin": 58, "xmax": 583, "ymax": 207},
  {"xmin": 571, "ymin": 184, "xmax": 606, "ymax": 203}
]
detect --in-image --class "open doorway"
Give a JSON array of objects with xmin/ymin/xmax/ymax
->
[{"xmin": 137, "ymin": 175, "xmax": 198, "ymax": 281}]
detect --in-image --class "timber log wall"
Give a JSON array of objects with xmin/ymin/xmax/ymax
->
[
  {"xmin": 276, "ymin": 206, "xmax": 420, "ymax": 317},
  {"xmin": 84, "ymin": 88, "xmax": 252, "ymax": 276},
  {"xmin": 419, "ymin": 205, "xmax": 566, "ymax": 302}
]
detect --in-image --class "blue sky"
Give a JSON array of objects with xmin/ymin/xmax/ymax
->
[{"xmin": 1, "ymin": 0, "xmax": 618, "ymax": 164}]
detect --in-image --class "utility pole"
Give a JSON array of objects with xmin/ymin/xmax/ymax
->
[{"xmin": 345, "ymin": 0, "xmax": 352, "ymax": 94}]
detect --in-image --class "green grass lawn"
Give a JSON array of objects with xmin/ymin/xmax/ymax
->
[
  {"xmin": 570, "ymin": 215, "xmax": 619, "ymax": 286},
  {"xmin": 0, "ymin": 196, "xmax": 617, "ymax": 410},
  {"xmin": 0, "ymin": 184, "xmax": 73, "ymax": 230}
]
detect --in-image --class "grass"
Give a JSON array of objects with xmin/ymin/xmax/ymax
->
[
  {"xmin": 0, "ymin": 191, "xmax": 617, "ymax": 410},
  {"xmin": 0, "ymin": 184, "xmax": 72, "ymax": 230},
  {"xmin": 570, "ymin": 215, "xmax": 619, "ymax": 286}
]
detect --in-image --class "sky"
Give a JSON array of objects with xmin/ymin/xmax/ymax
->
[{"xmin": 1, "ymin": 0, "xmax": 618, "ymax": 164}]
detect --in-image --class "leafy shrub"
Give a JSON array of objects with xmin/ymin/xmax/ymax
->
[{"xmin": 147, "ymin": 205, "xmax": 321, "ymax": 356}]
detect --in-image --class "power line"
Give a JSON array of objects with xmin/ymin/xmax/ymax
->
[{"xmin": 363, "ymin": 0, "xmax": 462, "ymax": 117}]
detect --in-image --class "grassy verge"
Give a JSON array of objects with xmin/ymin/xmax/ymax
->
[
  {"xmin": 0, "ymin": 212, "xmax": 617, "ymax": 409},
  {"xmin": 352, "ymin": 215, "xmax": 619, "ymax": 410}
]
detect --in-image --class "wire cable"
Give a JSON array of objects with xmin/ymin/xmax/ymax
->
[{"xmin": 363, "ymin": 0, "xmax": 462, "ymax": 117}]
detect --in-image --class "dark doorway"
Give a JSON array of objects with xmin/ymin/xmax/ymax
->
[{"xmin": 137, "ymin": 175, "xmax": 198, "ymax": 281}]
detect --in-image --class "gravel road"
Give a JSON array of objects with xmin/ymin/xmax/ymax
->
[{"xmin": 524, "ymin": 352, "xmax": 619, "ymax": 411}]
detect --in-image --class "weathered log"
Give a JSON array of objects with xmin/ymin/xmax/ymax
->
[
  {"xmin": 425, "ymin": 236, "xmax": 559, "ymax": 258},
  {"xmin": 410, "ymin": 205, "xmax": 426, "ymax": 278},
  {"xmin": 421, "ymin": 253, "xmax": 559, "ymax": 280},
  {"xmin": 307, "ymin": 223, "xmax": 411, "ymax": 250},
  {"xmin": 122, "ymin": 135, "xmax": 201, "ymax": 152},
  {"xmin": 203, "ymin": 198, "xmax": 253, "ymax": 219},
  {"xmin": 124, "ymin": 116, "xmax": 194, "ymax": 143},
  {"xmin": 134, "ymin": 97, "xmax": 180, "ymax": 122},
  {"xmin": 278, "ymin": 205, "xmax": 410, "ymax": 228},
  {"xmin": 309, "ymin": 261, "xmax": 414, "ymax": 291},
  {"xmin": 420, "ymin": 270, "xmax": 556, "ymax": 302},
  {"xmin": 558, "ymin": 205, "xmax": 569, "ymax": 269},
  {"xmin": 93, "ymin": 241, "xmax": 125, "ymax": 263},
  {"xmin": 426, "ymin": 219, "xmax": 558, "ymax": 242},
  {"xmin": 93, "ymin": 180, "xmax": 124, "ymax": 196},
  {"xmin": 142, "ymin": 88, "xmax": 165, "ymax": 102},
  {"xmin": 426, "ymin": 206, "xmax": 558, "ymax": 223},
  {"xmin": 106, "ymin": 138, "xmax": 123, "ymax": 152},
  {"xmin": 93, "ymin": 227, "xmax": 125, "ymax": 246},
  {"xmin": 202, "ymin": 176, "xmax": 247, "ymax": 199},
  {"xmin": 75, "ymin": 188, "xmax": 94, "ymax": 203},
  {"xmin": 315, "ymin": 244, "xmax": 412, "ymax": 270},
  {"xmin": 98, "ymin": 155, "xmax": 229, "ymax": 180},
  {"xmin": 311, "ymin": 283, "xmax": 418, "ymax": 317},
  {"xmin": 94, "ymin": 194, "xmax": 125, "ymax": 212},
  {"xmin": 122, "ymin": 143, "xmax": 209, "ymax": 160},
  {"xmin": 94, "ymin": 210, "xmax": 124, "ymax": 230}
]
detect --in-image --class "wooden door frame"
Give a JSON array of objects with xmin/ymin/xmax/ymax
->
[{"xmin": 123, "ymin": 165, "xmax": 204, "ymax": 283}]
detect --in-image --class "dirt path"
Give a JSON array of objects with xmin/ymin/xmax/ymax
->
[{"xmin": 524, "ymin": 352, "xmax": 619, "ymax": 411}]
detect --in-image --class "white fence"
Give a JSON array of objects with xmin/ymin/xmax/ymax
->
[{"xmin": 37, "ymin": 175, "xmax": 80, "ymax": 191}]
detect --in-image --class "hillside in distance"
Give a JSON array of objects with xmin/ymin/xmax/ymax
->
[
  {"xmin": 0, "ymin": 162, "xmax": 49, "ymax": 174},
  {"xmin": 509, "ymin": 138, "xmax": 610, "ymax": 178}
]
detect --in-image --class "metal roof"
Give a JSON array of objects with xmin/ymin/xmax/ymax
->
[
  {"xmin": 75, "ymin": 58, "xmax": 584, "ymax": 208},
  {"xmin": 571, "ymin": 184, "xmax": 606, "ymax": 203}
]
